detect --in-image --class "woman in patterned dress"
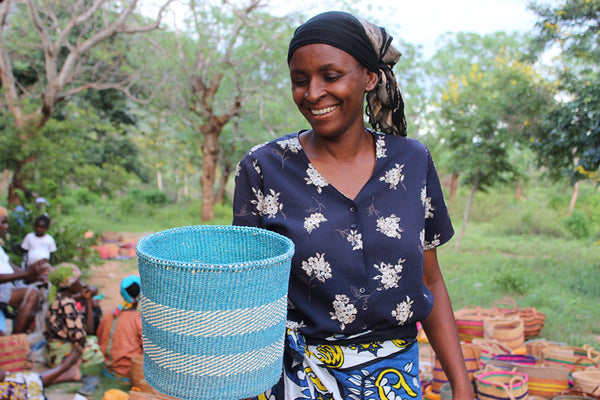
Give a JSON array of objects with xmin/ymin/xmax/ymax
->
[{"xmin": 233, "ymin": 11, "xmax": 473, "ymax": 400}]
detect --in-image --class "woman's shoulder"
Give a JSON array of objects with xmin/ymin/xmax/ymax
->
[
  {"xmin": 374, "ymin": 131, "xmax": 431, "ymax": 157},
  {"xmin": 240, "ymin": 132, "xmax": 303, "ymax": 161}
]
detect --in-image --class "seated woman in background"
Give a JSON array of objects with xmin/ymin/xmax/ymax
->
[
  {"xmin": 0, "ymin": 343, "xmax": 83, "ymax": 400},
  {"xmin": 44, "ymin": 263, "xmax": 103, "ymax": 368},
  {"xmin": 0, "ymin": 206, "xmax": 47, "ymax": 335},
  {"xmin": 97, "ymin": 275, "xmax": 143, "ymax": 382}
]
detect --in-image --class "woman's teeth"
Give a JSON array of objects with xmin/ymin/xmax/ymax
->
[{"xmin": 311, "ymin": 106, "xmax": 337, "ymax": 115}]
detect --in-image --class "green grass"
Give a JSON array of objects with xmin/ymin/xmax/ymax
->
[{"xmin": 438, "ymin": 222, "xmax": 599, "ymax": 346}]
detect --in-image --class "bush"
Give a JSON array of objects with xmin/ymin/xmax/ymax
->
[
  {"xmin": 563, "ymin": 210, "xmax": 589, "ymax": 239},
  {"xmin": 5, "ymin": 198, "xmax": 101, "ymax": 272},
  {"xmin": 128, "ymin": 188, "xmax": 168, "ymax": 205}
]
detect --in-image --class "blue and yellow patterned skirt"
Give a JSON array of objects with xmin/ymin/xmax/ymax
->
[{"xmin": 252, "ymin": 329, "xmax": 422, "ymax": 400}]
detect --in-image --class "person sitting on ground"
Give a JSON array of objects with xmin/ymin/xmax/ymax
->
[
  {"xmin": 0, "ymin": 343, "xmax": 83, "ymax": 400},
  {"xmin": 44, "ymin": 263, "xmax": 103, "ymax": 369},
  {"xmin": 21, "ymin": 215, "xmax": 57, "ymax": 267},
  {"xmin": 0, "ymin": 207, "xmax": 47, "ymax": 335},
  {"xmin": 97, "ymin": 275, "xmax": 143, "ymax": 382}
]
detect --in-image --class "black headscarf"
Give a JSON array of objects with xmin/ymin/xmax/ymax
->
[{"xmin": 287, "ymin": 11, "xmax": 407, "ymax": 136}]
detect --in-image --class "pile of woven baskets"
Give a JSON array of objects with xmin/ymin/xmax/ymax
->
[{"xmin": 421, "ymin": 297, "xmax": 600, "ymax": 400}]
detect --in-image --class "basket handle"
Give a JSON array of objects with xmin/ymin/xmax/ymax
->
[
  {"xmin": 572, "ymin": 356, "xmax": 599, "ymax": 372},
  {"xmin": 584, "ymin": 344, "xmax": 600, "ymax": 363},
  {"xmin": 493, "ymin": 297, "xmax": 518, "ymax": 314},
  {"xmin": 487, "ymin": 378, "xmax": 520, "ymax": 400}
]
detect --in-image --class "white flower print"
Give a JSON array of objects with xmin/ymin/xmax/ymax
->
[
  {"xmin": 249, "ymin": 142, "xmax": 267, "ymax": 154},
  {"xmin": 285, "ymin": 320, "xmax": 306, "ymax": 331},
  {"xmin": 424, "ymin": 234, "xmax": 441, "ymax": 250},
  {"xmin": 379, "ymin": 163, "xmax": 405, "ymax": 190},
  {"xmin": 420, "ymin": 230, "xmax": 425, "ymax": 247},
  {"xmin": 304, "ymin": 213, "xmax": 327, "ymax": 233},
  {"xmin": 235, "ymin": 162, "xmax": 241, "ymax": 177},
  {"xmin": 330, "ymin": 294, "xmax": 357, "ymax": 330},
  {"xmin": 373, "ymin": 259, "xmax": 405, "ymax": 290},
  {"xmin": 376, "ymin": 135, "xmax": 387, "ymax": 159},
  {"xmin": 421, "ymin": 186, "xmax": 434, "ymax": 218},
  {"xmin": 263, "ymin": 189, "xmax": 283, "ymax": 218},
  {"xmin": 376, "ymin": 214, "xmax": 403, "ymax": 239},
  {"xmin": 252, "ymin": 159, "xmax": 261, "ymax": 176},
  {"xmin": 392, "ymin": 296, "xmax": 414, "ymax": 324},
  {"xmin": 250, "ymin": 188, "xmax": 264, "ymax": 216},
  {"xmin": 277, "ymin": 137, "xmax": 302, "ymax": 153},
  {"xmin": 305, "ymin": 164, "xmax": 328, "ymax": 193},
  {"xmin": 301, "ymin": 253, "xmax": 332, "ymax": 283},
  {"xmin": 250, "ymin": 188, "xmax": 282, "ymax": 218},
  {"xmin": 346, "ymin": 230, "xmax": 363, "ymax": 250}
]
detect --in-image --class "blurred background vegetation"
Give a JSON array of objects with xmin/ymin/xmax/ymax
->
[{"xmin": 0, "ymin": 0, "xmax": 598, "ymax": 347}]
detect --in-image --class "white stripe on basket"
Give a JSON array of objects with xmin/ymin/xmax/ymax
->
[
  {"xmin": 143, "ymin": 336, "xmax": 285, "ymax": 377},
  {"xmin": 140, "ymin": 295, "xmax": 287, "ymax": 337}
]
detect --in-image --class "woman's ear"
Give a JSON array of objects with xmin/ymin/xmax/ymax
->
[{"xmin": 365, "ymin": 70, "xmax": 379, "ymax": 92}]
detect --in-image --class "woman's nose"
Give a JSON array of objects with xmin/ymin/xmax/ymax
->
[{"xmin": 305, "ymin": 79, "xmax": 325, "ymax": 102}]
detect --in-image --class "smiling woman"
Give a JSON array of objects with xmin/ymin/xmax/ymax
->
[{"xmin": 232, "ymin": 11, "xmax": 472, "ymax": 400}]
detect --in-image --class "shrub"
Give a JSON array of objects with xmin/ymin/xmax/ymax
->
[
  {"xmin": 563, "ymin": 210, "xmax": 589, "ymax": 239},
  {"xmin": 128, "ymin": 188, "xmax": 168, "ymax": 205},
  {"xmin": 5, "ymin": 198, "xmax": 101, "ymax": 272}
]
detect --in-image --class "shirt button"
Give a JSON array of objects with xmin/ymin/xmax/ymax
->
[
  {"xmin": 359, "ymin": 287, "xmax": 365, "ymax": 294},
  {"xmin": 349, "ymin": 206, "xmax": 356, "ymax": 212},
  {"xmin": 362, "ymin": 304, "xmax": 368, "ymax": 311},
  {"xmin": 350, "ymin": 223, "xmax": 357, "ymax": 229},
  {"xmin": 361, "ymin": 324, "xmax": 368, "ymax": 330}
]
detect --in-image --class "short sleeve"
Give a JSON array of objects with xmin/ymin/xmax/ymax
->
[
  {"xmin": 48, "ymin": 236, "xmax": 57, "ymax": 252},
  {"xmin": 424, "ymin": 152, "xmax": 454, "ymax": 250},
  {"xmin": 232, "ymin": 156, "xmax": 263, "ymax": 229}
]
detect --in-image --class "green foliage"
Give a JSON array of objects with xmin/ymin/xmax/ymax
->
[
  {"xmin": 126, "ymin": 189, "xmax": 168, "ymax": 206},
  {"xmin": 433, "ymin": 32, "xmax": 553, "ymax": 190},
  {"xmin": 529, "ymin": 0, "xmax": 600, "ymax": 184},
  {"xmin": 493, "ymin": 261, "xmax": 531, "ymax": 295},
  {"xmin": 4, "ymin": 193, "xmax": 101, "ymax": 272},
  {"xmin": 563, "ymin": 210, "xmax": 590, "ymax": 239}
]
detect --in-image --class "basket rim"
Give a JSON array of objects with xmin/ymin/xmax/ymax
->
[
  {"xmin": 477, "ymin": 370, "xmax": 529, "ymax": 386},
  {"xmin": 136, "ymin": 225, "xmax": 295, "ymax": 272}
]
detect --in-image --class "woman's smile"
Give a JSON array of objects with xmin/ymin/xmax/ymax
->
[{"xmin": 310, "ymin": 105, "xmax": 338, "ymax": 115}]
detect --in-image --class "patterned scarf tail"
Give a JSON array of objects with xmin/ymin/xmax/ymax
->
[{"xmin": 360, "ymin": 20, "xmax": 407, "ymax": 137}]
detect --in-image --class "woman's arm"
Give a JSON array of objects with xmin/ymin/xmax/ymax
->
[{"xmin": 421, "ymin": 248, "xmax": 474, "ymax": 400}]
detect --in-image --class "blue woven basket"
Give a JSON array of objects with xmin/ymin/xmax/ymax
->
[{"xmin": 136, "ymin": 225, "xmax": 295, "ymax": 400}]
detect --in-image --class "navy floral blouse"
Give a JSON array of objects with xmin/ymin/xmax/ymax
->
[{"xmin": 232, "ymin": 130, "xmax": 453, "ymax": 341}]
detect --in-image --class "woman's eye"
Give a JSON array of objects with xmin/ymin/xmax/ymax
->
[
  {"xmin": 292, "ymin": 80, "xmax": 308, "ymax": 87},
  {"xmin": 324, "ymin": 74, "xmax": 341, "ymax": 82}
]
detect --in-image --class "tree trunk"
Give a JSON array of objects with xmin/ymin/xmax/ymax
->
[
  {"xmin": 515, "ymin": 181, "xmax": 523, "ymax": 201},
  {"xmin": 454, "ymin": 174, "xmax": 479, "ymax": 253},
  {"xmin": 156, "ymin": 168, "xmax": 163, "ymax": 191},
  {"xmin": 216, "ymin": 166, "xmax": 232, "ymax": 205},
  {"xmin": 568, "ymin": 180, "xmax": 579, "ymax": 215},
  {"xmin": 200, "ymin": 129, "xmax": 220, "ymax": 221},
  {"xmin": 449, "ymin": 172, "xmax": 459, "ymax": 210},
  {"xmin": 1, "ymin": 170, "xmax": 9, "ymax": 195},
  {"xmin": 7, "ymin": 154, "xmax": 36, "ymax": 206},
  {"xmin": 449, "ymin": 172, "xmax": 459, "ymax": 200}
]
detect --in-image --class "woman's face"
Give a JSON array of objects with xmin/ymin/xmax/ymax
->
[
  {"xmin": 0, "ymin": 216, "xmax": 8, "ymax": 238},
  {"xmin": 289, "ymin": 43, "xmax": 378, "ymax": 138}
]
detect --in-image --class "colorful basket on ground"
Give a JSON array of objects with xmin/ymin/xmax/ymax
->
[
  {"xmin": 454, "ymin": 306, "xmax": 495, "ymax": 342},
  {"xmin": 487, "ymin": 357, "xmax": 571, "ymax": 398},
  {"xmin": 476, "ymin": 370, "xmax": 529, "ymax": 400},
  {"xmin": 137, "ymin": 225, "xmax": 295, "ymax": 400}
]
